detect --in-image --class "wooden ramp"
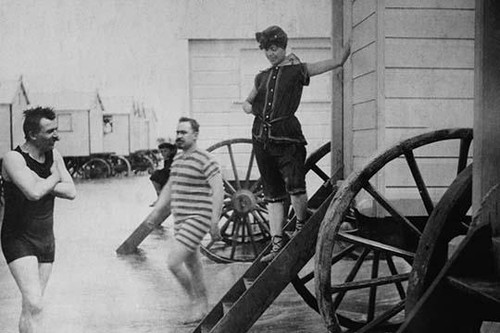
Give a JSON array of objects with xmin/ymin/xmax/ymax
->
[{"xmin": 192, "ymin": 190, "xmax": 335, "ymax": 333}]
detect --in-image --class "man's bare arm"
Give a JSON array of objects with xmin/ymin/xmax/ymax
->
[
  {"xmin": 2, "ymin": 151, "xmax": 60, "ymax": 201},
  {"xmin": 208, "ymin": 172, "xmax": 224, "ymax": 240},
  {"xmin": 51, "ymin": 149, "xmax": 76, "ymax": 200}
]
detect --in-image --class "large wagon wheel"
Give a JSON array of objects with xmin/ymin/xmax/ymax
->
[
  {"xmin": 199, "ymin": 138, "xmax": 269, "ymax": 263},
  {"xmin": 108, "ymin": 154, "xmax": 132, "ymax": 176},
  {"xmin": 81, "ymin": 157, "xmax": 112, "ymax": 179},
  {"xmin": 200, "ymin": 139, "xmax": 334, "ymax": 263},
  {"xmin": 405, "ymin": 164, "xmax": 472, "ymax": 313},
  {"xmin": 314, "ymin": 128, "xmax": 473, "ymax": 332}
]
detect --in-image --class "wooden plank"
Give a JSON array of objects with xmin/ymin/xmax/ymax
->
[
  {"xmin": 353, "ymin": 0, "xmax": 376, "ymax": 26},
  {"xmin": 353, "ymin": 129, "xmax": 377, "ymax": 157},
  {"xmin": 386, "ymin": 0, "xmax": 474, "ymax": 9},
  {"xmin": 353, "ymin": 100, "xmax": 376, "ymax": 130},
  {"xmin": 385, "ymin": 68, "xmax": 474, "ymax": 98},
  {"xmin": 352, "ymin": 14, "xmax": 376, "ymax": 51},
  {"xmin": 384, "ymin": 158, "xmax": 469, "ymax": 187},
  {"xmin": 385, "ymin": 99, "xmax": 474, "ymax": 128},
  {"xmin": 192, "ymin": 71, "xmax": 240, "ymax": 85},
  {"xmin": 191, "ymin": 85, "xmax": 240, "ymax": 99},
  {"xmin": 386, "ymin": 39, "xmax": 474, "ymax": 69},
  {"xmin": 191, "ymin": 56, "xmax": 239, "ymax": 71},
  {"xmin": 352, "ymin": 42, "xmax": 376, "ymax": 78},
  {"xmin": 353, "ymin": 72, "xmax": 376, "ymax": 104},
  {"xmin": 385, "ymin": 9, "xmax": 475, "ymax": 39}
]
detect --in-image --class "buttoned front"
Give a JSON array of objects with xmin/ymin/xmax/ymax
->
[{"xmin": 251, "ymin": 60, "xmax": 310, "ymax": 145}]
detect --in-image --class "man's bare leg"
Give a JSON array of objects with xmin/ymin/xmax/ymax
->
[
  {"xmin": 9, "ymin": 256, "xmax": 46, "ymax": 333},
  {"xmin": 185, "ymin": 250, "xmax": 208, "ymax": 321},
  {"xmin": 166, "ymin": 240, "xmax": 195, "ymax": 301}
]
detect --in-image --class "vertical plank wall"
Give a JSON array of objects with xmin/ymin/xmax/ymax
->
[{"xmin": 349, "ymin": 0, "xmax": 475, "ymax": 214}]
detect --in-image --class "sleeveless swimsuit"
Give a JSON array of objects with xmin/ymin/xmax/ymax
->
[{"xmin": 1, "ymin": 146, "xmax": 56, "ymax": 263}]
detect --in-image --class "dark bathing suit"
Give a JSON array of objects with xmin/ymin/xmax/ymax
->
[{"xmin": 1, "ymin": 146, "xmax": 56, "ymax": 264}]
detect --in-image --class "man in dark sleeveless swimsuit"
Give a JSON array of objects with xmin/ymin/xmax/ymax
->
[{"xmin": 1, "ymin": 107, "xmax": 76, "ymax": 333}]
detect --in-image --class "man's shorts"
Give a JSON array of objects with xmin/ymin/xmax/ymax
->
[
  {"xmin": 1, "ymin": 236, "xmax": 55, "ymax": 264},
  {"xmin": 173, "ymin": 217, "xmax": 211, "ymax": 252},
  {"xmin": 254, "ymin": 141, "xmax": 307, "ymax": 202}
]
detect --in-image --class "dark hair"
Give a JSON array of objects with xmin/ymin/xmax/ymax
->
[
  {"xmin": 179, "ymin": 117, "xmax": 199, "ymax": 133},
  {"xmin": 158, "ymin": 142, "xmax": 177, "ymax": 158},
  {"xmin": 23, "ymin": 106, "xmax": 56, "ymax": 140},
  {"xmin": 256, "ymin": 25, "xmax": 288, "ymax": 50}
]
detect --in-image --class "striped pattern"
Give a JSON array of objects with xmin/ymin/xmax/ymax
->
[{"xmin": 170, "ymin": 148, "xmax": 220, "ymax": 251}]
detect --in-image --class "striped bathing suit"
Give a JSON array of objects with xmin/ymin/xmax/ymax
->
[{"xmin": 170, "ymin": 148, "xmax": 220, "ymax": 251}]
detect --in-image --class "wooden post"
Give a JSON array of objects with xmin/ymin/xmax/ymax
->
[
  {"xmin": 331, "ymin": 0, "xmax": 344, "ymax": 180},
  {"xmin": 473, "ymin": 0, "xmax": 500, "ymax": 274}
]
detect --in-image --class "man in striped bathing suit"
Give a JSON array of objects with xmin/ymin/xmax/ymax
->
[{"xmin": 148, "ymin": 117, "xmax": 223, "ymax": 323}]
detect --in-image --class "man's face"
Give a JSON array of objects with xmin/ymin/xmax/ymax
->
[
  {"xmin": 32, "ymin": 117, "xmax": 59, "ymax": 151},
  {"xmin": 264, "ymin": 44, "xmax": 286, "ymax": 66},
  {"xmin": 175, "ymin": 121, "xmax": 198, "ymax": 151}
]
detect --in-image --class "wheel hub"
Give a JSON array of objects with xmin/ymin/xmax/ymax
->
[{"xmin": 232, "ymin": 189, "xmax": 257, "ymax": 214}]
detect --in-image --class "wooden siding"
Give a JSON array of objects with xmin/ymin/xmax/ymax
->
[
  {"xmin": 351, "ymin": 0, "xmax": 377, "ymax": 163},
  {"xmin": 384, "ymin": 3, "xmax": 474, "ymax": 214},
  {"xmin": 346, "ymin": 1, "xmax": 475, "ymax": 215}
]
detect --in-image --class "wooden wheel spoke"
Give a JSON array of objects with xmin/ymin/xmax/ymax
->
[
  {"xmin": 330, "ymin": 273, "xmax": 410, "ymax": 294},
  {"xmin": 386, "ymin": 255, "xmax": 406, "ymax": 299},
  {"xmin": 331, "ymin": 244, "xmax": 359, "ymax": 265},
  {"xmin": 332, "ymin": 248, "xmax": 371, "ymax": 308},
  {"xmin": 368, "ymin": 251, "xmax": 381, "ymax": 322},
  {"xmin": 227, "ymin": 143, "xmax": 241, "ymax": 190},
  {"xmin": 220, "ymin": 213, "xmax": 235, "ymax": 236},
  {"xmin": 338, "ymin": 232, "xmax": 415, "ymax": 260},
  {"xmin": 251, "ymin": 211, "xmax": 271, "ymax": 236},
  {"xmin": 457, "ymin": 137, "xmax": 472, "ymax": 174},
  {"xmin": 243, "ymin": 215, "xmax": 259, "ymax": 258},
  {"xmin": 223, "ymin": 178, "xmax": 237, "ymax": 195},
  {"xmin": 355, "ymin": 300, "xmax": 405, "ymax": 333},
  {"xmin": 230, "ymin": 218, "xmax": 242, "ymax": 259},
  {"xmin": 364, "ymin": 182, "xmax": 422, "ymax": 237},
  {"xmin": 404, "ymin": 150, "xmax": 434, "ymax": 214},
  {"xmin": 298, "ymin": 271, "xmax": 314, "ymax": 285},
  {"xmin": 311, "ymin": 164, "xmax": 330, "ymax": 182},
  {"xmin": 245, "ymin": 149, "xmax": 256, "ymax": 188}
]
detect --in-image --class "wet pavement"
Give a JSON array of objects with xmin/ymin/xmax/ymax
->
[{"xmin": 0, "ymin": 175, "xmax": 325, "ymax": 333}]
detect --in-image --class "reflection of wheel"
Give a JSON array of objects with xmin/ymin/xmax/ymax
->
[
  {"xmin": 82, "ymin": 157, "xmax": 112, "ymax": 179},
  {"xmin": 315, "ymin": 128, "xmax": 473, "ymax": 332},
  {"xmin": 200, "ymin": 139, "xmax": 269, "ymax": 263},
  {"xmin": 108, "ymin": 155, "xmax": 131, "ymax": 176}
]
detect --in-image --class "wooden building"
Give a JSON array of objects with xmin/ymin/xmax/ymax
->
[
  {"xmin": 130, "ymin": 102, "xmax": 151, "ymax": 152},
  {"xmin": 343, "ymin": 0, "xmax": 475, "ymax": 214},
  {"xmin": 30, "ymin": 91, "xmax": 105, "ymax": 157},
  {"xmin": 101, "ymin": 96, "xmax": 133, "ymax": 156},
  {"xmin": 0, "ymin": 78, "xmax": 30, "ymax": 157}
]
